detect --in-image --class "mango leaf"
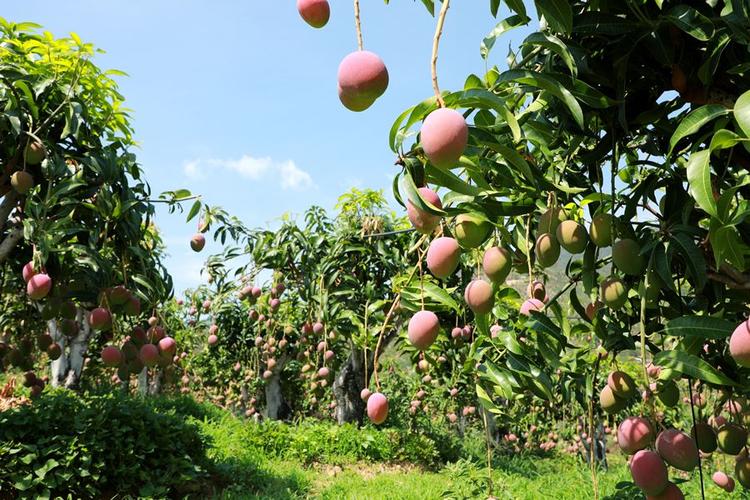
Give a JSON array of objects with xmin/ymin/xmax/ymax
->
[
  {"xmin": 402, "ymin": 171, "xmax": 446, "ymax": 216},
  {"xmin": 654, "ymin": 350, "xmax": 737, "ymax": 386},
  {"xmin": 476, "ymin": 384, "xmax": 500, "ymax": 412},
  {"xmin": 685, "ymin": 150, "xmax": 718, "ymax": 218},
  {"xmin": 522, "ymin": 32, "xmax": 577, "ymax": 77},
  {"xmin": 663, "ymin": 316, "xmax": 735, "ymax": 339},
  {"xmin": 481, "ymin": 14, "xmax": 530, "ymax": 60},
  {"xmin": 535, "ymin": 0, "xmax": 573, "ymax": 34},
  {"xmin": 665, "ymin": 5, "xmax": 714, "ymax": 41},
  {"xmin": 735, "ymin": 90, "xmax": 750, "ymax": 139},
  {"xmin": 670, "ymin": 232, "xmax": 707, "ymax": 291},
  {"xmin": 668, "ymin": 105, "xmax": 729, "ymax": 155},
  {"xmin": 497, "ymin": 69, "xmax": 583, "ymax": 128}
]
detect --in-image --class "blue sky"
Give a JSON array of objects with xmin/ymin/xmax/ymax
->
[{"xmin": 6, "ymin": 1, "xmax": 534, "ymax": 292}]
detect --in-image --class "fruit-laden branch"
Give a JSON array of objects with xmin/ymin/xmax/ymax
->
[{"xmin": 430, "ymin": 0, "xmax": 451, "ymax": 107}]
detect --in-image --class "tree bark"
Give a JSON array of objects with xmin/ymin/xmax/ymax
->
[
  {"xmin": 138, "ymin": 367, "xmax": 149, "ymax": 396},
  {"xmin": 333, "ymin": 344, "xmax": 372, "ymax": 425},
  {"xmin": 264, "ymin": 371, "xmax": 283, "ymax": 420},
  {"xmin": 264, "ymin": 355, "xmax": 287, "ymax": 420},
  {"xmin": 49, "ymin": 308, "xmax": 92, "ymax": 389}
]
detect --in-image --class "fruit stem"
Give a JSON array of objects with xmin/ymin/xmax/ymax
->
[
  {"xmin": 588, "ymin": 352, "xmax": 602, "ymax": 500},
  {"xmin": 372, "ymin": 238, "xmax": 429, "ymax": 389},
  {"xmin": 431, "ymin": 0, "xmax": 451, "ymax": 107},
  {"xmin": 687, "ymin": 379, "xmax": 706, "ymax": 500},
  {"xmin": 353, "ymin": 0, "xmax": 364, "ymax": 51},
  {"xmin": 482, "ymin": 408, "xmax": 494, "ymax": 496},
  {"xmin": 525, "ymin": 215, "xmax": 533, "ymax": 292}
]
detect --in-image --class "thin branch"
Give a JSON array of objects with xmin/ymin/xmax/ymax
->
[
  {"xmin": 431, "ymin": 0, "xmax": 451, "ymax": 107},
  {"xmin": 354, "ymin": 0, "xmax": 364, "ymax": 51}
]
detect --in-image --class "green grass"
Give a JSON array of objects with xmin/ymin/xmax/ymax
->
[{"xmin": 199, "ymin": 411, "xmax": 735, "ymax": 499}]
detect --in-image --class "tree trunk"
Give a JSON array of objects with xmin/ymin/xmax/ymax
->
[
  {"xmin": 49, "ymin": 308, "xmax": 91, "ymax": 389},
  {"xmin": 333, "ymin": 344, "xmax": 372, "ymax": 425},
  {"xmin": 148, "ymin": 369, "xmax": 163, "ymax": 395},
  {"xmin": 264, "ymin": 371, "xmax": 283, "ymax": 420},
  {"xmin": 264, "ymin": 355, "xmax": 287, "ymax": 419},
  {"xmin": 138, "ymin": 367, "xmax": 149, "ymax": 396}
]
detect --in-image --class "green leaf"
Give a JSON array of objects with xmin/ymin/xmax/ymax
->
[
  {"xmin": 481, "ymin": 15, "xmax": 530, "ymax": 60},
  {"xmin": 668, "ymin": 105, "xmax": 730, "ymax": 156},
  {"xmin": 503, "ymin": 0, "xmax": 527, "ymax": 17},
  {"xmin": 476, "ymin": 384, "xmax": 499, "ymax": 412},
  {"xmin": 654, "ymin": 350, "xmax": 737, "ymax": 386},
  {"xmin": 186, "ymin": 200, "xmax": 202, "ymax": 222},
  {"xmin": 497, "ymin": 69, "xmax": 583, "ymax": 128},
  {"xmin": 686, "ymin": 150, "xmax": 717, "ymax": 218},
  {"xmin": 663, "ymin": 316, "xmax": 735, "ymax": 339},
  {"xmin": 735, "ymin": 90, "xmax": 750, "ymax": 139},
  {"xmin": 671, "ymin": 232, "xmax": 708, "ymax": 291},
  {"xmin": 535, "ymin": 0, "xmax": 573, "ymax": 34},
  {"xmin": 522, "ymin": 32, "xmax": 577, "ymax": 77},
  {"xmin": 402, "ymin": 172, "xmax": 445, "ymax": 216},
  {"xmin": 487, "ymin": 143, "xmax": 538, "ymax": 186},
  {"xmin": 665, "ymin": 5, "xmax": 714, "ymax": 41}
]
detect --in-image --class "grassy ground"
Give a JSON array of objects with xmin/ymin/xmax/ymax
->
[{"xmin": 202, "ymin": 415, "xmax": 733, "ymax": 500}]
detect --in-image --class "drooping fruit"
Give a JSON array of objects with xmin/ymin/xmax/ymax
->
[
  {"xmin": 520, "ymin": 298, "xmax": 544, "ymax": 316},
  {"xmin": 646, "ymin": 482, "xmax": 684, "ymax": 500},
  {"xmin": 538, "ymin": 207, "xmax": 567, "ymax": 236},
  {"xmin": 655, "ymin": 429, "xmax": 698, "ymax": 471},
  {"xmin": 556, "ymin": 220, "xmax": 587, "ymax": 254},
  {"xmin": 454, "ymin": 213, "xmax": 491, "ymax": 249},
  {"xmin": 601, "ymin": 276, "xmax": 628, "ymax": 310},
  {"xmin": 407, "ymin": 310, "xmax": 440, "ymax": 350},
  {"xmin": 729, "ymin": 319, "xmax": 750, "ymax": 367},
  {"xmin": 89, "ymin": 308, "xmax": 112, "ymax": 331},
  {"xmin": 535, "ymin": 233, "xmax": 560, "ymax": 268},
  {"xmin": 528, "ymin": 280, "xmax": 546, "ymax": 301},
  {"xmin": 24, "ymin": 141, "xmax": 45, "ymax": 165},
  {"xmin": 337, "ymin": 51, "xmax": 389, "ymax": 112},
  {"xmin": 47, "ymin": 343, "xmax": 62, "ymax": 360},
  {"xmin": 589, "ymin": 213, "xmax": 613, "ymax": 247},
  {"xmin": 691, "ymin": 422, "xmax": 717, "ymax": 453},
  {"xmin": 717, "ymin": 424, "xmax": 747, "ymax": 455},
  {"xmin": 464, "ymin": 279, "xmax": 494, "ymax": 315},
  {"xmin": 108, "ymin": 285, "xmax": 130, "ymax": 306},
  {"xmin": 101, "ymin": 346, "xmax": 122, "ymax": 367},
  {"xmin": 600, "ymin": 385, "xmax": 627, "ymax": 414},
  {"xmin": 613, "ymin": 239, "xmax": 644, "ymax": 276},
  {"xmin": 426, "ymin": 237, "xmax": 461, "ymax": 279},
  {"xmin": 360, "ymin": 388, "xmax": 372, "ymax": 402},
  {"xmin": 712, "ymin": 471, "xmax": 734, "ymax": 493},
  {"xmin": 158, "ymin": 337, "xmax": 176, "ymax": 356},
  {"xmin": 296, "ymin": 0, "xmax": 330, "ymax": 28},
  {"xmin": 22, "ymin": 261, "xmax": 36, "ymax": 282},
  {"xmin": 482, "ymin": 247, "xmax": 511, "ymax": 284},
  {"xmin": 208, "ymin": 334, "xmax": 219, "ymax": 345},
  {"xmin": 139, "ymin": 344, "xmax": 160, "ymax": 367},
  {"xmin": 190, "ymin": 234, "xmax": 206, "ymax": 252},
  {"xmin": 318, "ymin": 367, "xmax": 330, "ymax": 378},
  {"xmin": 367, "ymin": 392, "xmax": 389, "ymax": 424},
  {"xmin": 124, "ymin": 296, "xmax": 141, "ymax": 316},
  {"xmin": 10, "ymin": 171, "xmax": 34, "ymax": 194},
  {"xmin": 736, "ymin": 458, "xmax": 750, "ymax": 488},
  {"xmin": 608, "ymin": 371, "xmax": 636, "ymax": 399},
  {"xmin": 656, "ymin": 380, "xmax": 679, "ymax": 407},
  {"xmin": 630, "ymin": 450, "xmax": 669, "ymax": 496},
  {"xmin": 27, "ymin": 273, "xmax": 52, "ymax": 300},
  {"xmin": 617, "ymin": 416, "xmax": 654, "ymax": 454},
  {"xmin": 407, "ymin": 187, "xmax": 443, "ymax": 234},
  {"xmin": 420, "ymin": 108, "xmax": 469, "ymax": 169}
]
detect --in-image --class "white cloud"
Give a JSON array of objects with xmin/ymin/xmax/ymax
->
[{"xmin": 182, "ymin": 155, "xmax": 315, "ymax": 191}]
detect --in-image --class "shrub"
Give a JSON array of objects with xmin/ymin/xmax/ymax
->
[{"xmin": 0, "ymin": 390, "xmax": 212, "ymax": 497}]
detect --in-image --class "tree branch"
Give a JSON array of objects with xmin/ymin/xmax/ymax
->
[{"xmin": 0, "ymin": 228, "xmax": 23, "ymax": 264}]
